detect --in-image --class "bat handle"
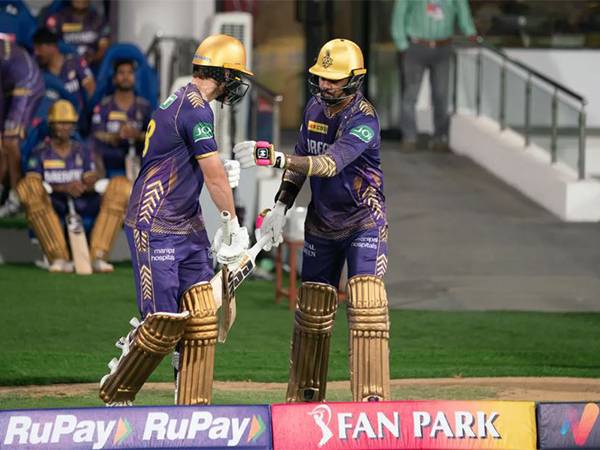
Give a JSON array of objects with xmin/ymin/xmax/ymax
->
[
  {"xmin": 128, "ymin": 139, "xmax": 136, "ymax": 157},
  {"xmin": 67, "ymin": 196, "xmax": 76, "ymax": 215},
  {"xmin": 221, "ymin": 210, "xmax": 232, "ymax": 246}
]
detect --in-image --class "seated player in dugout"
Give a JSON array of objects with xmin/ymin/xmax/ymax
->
[
  {"xmin": 98, "ymin": 34, "xmax": 252, "ymax": 407},
  {"xmin": 90, "ymin": 59, "xmax": 152, "ymax": 179},
  {"xmin": 0, "ymin": 39, "xmax": 44, "ymax": 218},
  {"xmin": 17, "ymin": 100, "xmax": 131, "ymax": 273},
  {"xmin": 32, "ymin": 27, "xmax": 96, "ymax": 113},
  {"xmin": 234, "ymin": 38, "xmax": 390, "ymax": 402}
]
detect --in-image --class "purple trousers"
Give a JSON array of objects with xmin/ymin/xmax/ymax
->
[
  {"xmin": 301, "ymin": 226, "xmax": 388, "ymax": 288},
  {"xmin": 125, "ymin": 225, "xmax": 214, "ymax": 318}
]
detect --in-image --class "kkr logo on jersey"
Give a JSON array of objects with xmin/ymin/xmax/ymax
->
[
  {"xmin": 159, "ymin": 93, "xmax": 177, "ymax": 110},
  {"xmin": 350, "ymin": 125, "xmax": 375, "ymax": 143},
  {"xmin": 308, "ymin": 120, "xmax": 329, "ymax": 134},
  {"xmin": 193, "ymin": 122, "xmax": 214, "ymax": 142}
]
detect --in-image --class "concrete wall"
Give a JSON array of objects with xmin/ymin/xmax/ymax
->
[{"xmin": 451, "ymin": 114, "xmax": 600, "ymax": 222}]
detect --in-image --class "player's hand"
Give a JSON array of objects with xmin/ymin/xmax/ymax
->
[
  {"xmin": 256, "ymin": 201, "xmax": 286, "ymax": 251},
  {"xmin": 232, "ymin": 140, "xmax": 256, "ymax": 168},
  {"xmin": 212, "ymin": 216, "xmax": 250, "ymax": 265},
  {"xmin": 222, "ymin": 159, "xmax": 241, "ymax": 189},
  {"xmin": 65, "ymin": 181, "xmax": 86, "ymax": 198},
  {"xmin": 119, "ymin": 123, "xmax": 139, "ymax": 140}
]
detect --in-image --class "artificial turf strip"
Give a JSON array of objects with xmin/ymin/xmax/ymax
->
[{"xmin": 1, "ymin": 263, "xmax": 600, "ymax": 386}]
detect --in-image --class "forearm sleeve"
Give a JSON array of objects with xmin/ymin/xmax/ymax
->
[{"xmin": 275, "ymin": 169, "xmax": 307, "ymax": 209}]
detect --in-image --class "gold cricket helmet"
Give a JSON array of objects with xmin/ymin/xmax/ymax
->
[
  {"xmin": 192, "ymin": 34, "xmax": 253, "ymax": 76},
  {"xmin": 309, "ymin": 38, "xmax": 367, "ymax": 81},
  {"xmin": 48, "ymin": 99, "xmax": 79, "ymax": 123}
]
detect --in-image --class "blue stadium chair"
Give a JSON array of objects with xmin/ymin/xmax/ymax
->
[
  {"xmin": 90, "ymin": 43, "xmax": 159, "ymax": 110},
  {"xmin": 0, "ymin": 0, "xmax": 37, "ymax": 50}
]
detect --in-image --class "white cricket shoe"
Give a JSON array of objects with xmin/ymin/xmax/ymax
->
[
  {"xmin": 93, "ymin": 259, "xmax": 114, "ymax": 273},
  {"xmin": 0, "ymin": 190, "xmax": 21, "ymax": 218},
  {"xmin": 48, "ymin": 259, "xmax": 74, "ymax": 273}
]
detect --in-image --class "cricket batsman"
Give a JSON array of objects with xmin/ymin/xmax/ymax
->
[
  {"xmin": 17, "ymin": 99, "xmax": 130, "ymax": 273},
  {"xmin": 99, "ymin": 34, "xmax": 252, "ymax": 406},
  {"xmin": 234, "ymin": 38, "xmax": 390, "ymax": 402}
]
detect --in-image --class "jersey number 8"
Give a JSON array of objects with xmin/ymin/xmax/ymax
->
[{"xmin": 142, "ymin": 119, "xmax": 156, "ymax": 158}]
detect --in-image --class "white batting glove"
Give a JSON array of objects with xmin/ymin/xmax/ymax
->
[
  {"xmin": 233, "ymin": 140, "xmax": 256, "ymax": 168},
  {"xmin": 212, "ymin": 215, "xmax": 250, "ymax": 265},
  {"xmin": 222, "ymin": 159, "xmax": 240, "ymax": 188},
  {"xmin": 256, "ymin": 201, "xmax": 286, "ymax": 251}
]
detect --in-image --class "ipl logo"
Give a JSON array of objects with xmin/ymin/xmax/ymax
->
[
  {"xmin": 308, "ymin": 404, "xmax": 333, "ymax": 447},
  {"xmin": 321, "ymin": 50, "xmax": 333, "ymax": 69},
  {"xmin": 561, "ymin": 403, "xmax": 599, "ymax": 446}
]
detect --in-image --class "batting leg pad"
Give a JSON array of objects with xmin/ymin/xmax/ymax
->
[
  {"xmin": 286, "ymin": 282, "xmax": 338, "ymax": 402},
  {"xmin": 347, "ymin": 275, "xmax": 390, "ymax": 401},
  {"xmin": 16, "ymin": 176, "xmax": 69, "ymax": 262},
  {"xmin": 99, "ymin": 312, "xmax": 189, "ymax": 404},
  {"xmin": 90, "ymin": 176, "xmax": 131, "ymax": 260},
  {"xmin": 176, "ymin": 282, "xmax": 218, "ymax": 405}
]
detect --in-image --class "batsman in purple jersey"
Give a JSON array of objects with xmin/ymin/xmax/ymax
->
[
  {"xmin": 234, "ymin": 38, "xmax": 391, "ymax": 404},
  {"xmin": 100, "ymin": 34, "xmax": 253, "ymax": 407},
  {"xmin": 0, "ymin": 39, "xmax": 44, "ymax": 217}
]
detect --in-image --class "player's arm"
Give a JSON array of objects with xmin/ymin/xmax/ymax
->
[{"xmin": 197, "ymin": 153, "xmax": 236, "ymax": 218}]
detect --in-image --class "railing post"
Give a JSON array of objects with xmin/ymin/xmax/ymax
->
[
  {"xmin": 452, "ymin": 50, "xmax": 458, "ymax": 114},
  {"xmin": 524, "ymin": 74, "xmax": 532, "ymax": 147},
  {"xmin": 578, "ymin": 107, "xmax": 587, "ymax": 179},
  {"xmin": 476, "ymin": 48, "xmax": 482, "ymax": 116},
  {"xmin": 499, "ymin": 58, "xmax": 506, "ymax": 130},
  {"xmin": 273, "ymin": 96, "xmax": 283, "ymax": 150},
  {"xmin": 550, "ymin": 90, "xmax": 558, "ymax": 163}
]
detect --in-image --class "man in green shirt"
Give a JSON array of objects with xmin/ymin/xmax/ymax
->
[{"xmin": 391, "ymin": 0, "xmax": 476, "ymax": 152}]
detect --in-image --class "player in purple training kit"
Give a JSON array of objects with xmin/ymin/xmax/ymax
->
[
  {"xmin": 90, "ymin": 59, "xmax": 152, "ymax": 178},
  {"xmin": 235, "ymin": 38, "xmax": 390, "ymax": 403},
  {"xmin": 99, "ymin": 34, "xmax": 252, "ymax": 407},
  {"xmin": 45, "ymin": 0, "xmax": 110, "ymax": 67},
  {"xmin": 0, "ymin": 39, "xmax": 44, "ymax": 217},
  {"xmin": 32, "ymin": 27, "xmax": 96, "ymax": 112}
]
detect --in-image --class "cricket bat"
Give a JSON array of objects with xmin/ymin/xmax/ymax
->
[
  {"xmin": 218, "ymin": 211, "xmax": 233, "ymax": 342},
  {"xmin": 125, "ymin": 139, "xmax": 141, "ymax": 181},
  {"xmin": 67, "ymin": 197, "xmax": 92, "ymax": 275}
]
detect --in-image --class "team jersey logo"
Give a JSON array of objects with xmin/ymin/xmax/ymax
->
[
  {"xmin": 43, "ymin": 159, "xmax": 66, "ymax": 169},
  {"xmin": 193, "ymin": 122, "xmax": 214, "ymax": 142},
  {"xmin": 307, "ymin": 120, "xmax": 328, "ymax": 134},
  {"xmin": 159, "ymin": 93, "xmax": 177, "ymax": 110},
  {"xmin": 108, "ymin": 111, "xmax": 128, "ymax": 121},
  {"xmin": 350, "ymin": 124, "xmax": 375, "ymax": 143}
]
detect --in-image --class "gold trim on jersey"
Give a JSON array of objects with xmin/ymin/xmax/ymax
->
[
  {"xmin": 187, "ymin": 91, "xmax": 205, "ymax": 108},
  {"xmin": 139, "ymin": 180, "xmax": 165, "ymax": 225},
  {"xmin": 139, "ymin": 264, "xmax": 154, "ymax": 302},
  {"xmin": 195, "ymin": 151, "xmax": 218, "ymax": 160},
  {"xmin": 108, "ymin": 111, "xmax": 128, "ymax": 121},
  {"xmin": 358, "ymin": 99, "xmax": 375, "ymax": 117}
]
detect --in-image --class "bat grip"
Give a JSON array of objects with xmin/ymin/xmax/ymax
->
[
  {"xmin": 221, "ymin": 210, "xmax": 232, "ymax": 246},
  {"xmin": 67, "ymin": 196, "xmax": 76, "ymax": 215},
  {"xmin": 128, "ymin": 139, "xmax": 136, "ymax": 157}
]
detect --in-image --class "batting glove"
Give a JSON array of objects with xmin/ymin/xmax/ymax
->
[{"xmin": 256, "ymin": 201, "xmax": 286, "ymax": 251}]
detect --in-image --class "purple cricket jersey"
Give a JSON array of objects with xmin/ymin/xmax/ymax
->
[
  {"xmin": 125, "ymin": 83, "xmax": 218, "ymax": 235},
  {"xmin": 0, "ymin": 40, "xmax": 44, "ymax": 138},
  {"xmin": 91, "ymin": 95, "xmax": 152, "ymax": 173},
  {"xmin": 45, "ymin": 6, "xmax": 109, "ymax": 62},
  {"xmin": 297, "ymin": 92, "xmax": 387, "ymax": 240},
  {"xmin": 52, "ymin": 54, "xmax": 94, "ymax": 110},
  {"xmin": 26, "ymin": 137, "xmax": 100, "ymax": 216}
]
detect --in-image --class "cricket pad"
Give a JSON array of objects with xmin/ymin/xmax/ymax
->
[
  {"xmin": 90, "ymin": 176, "xmax": 131, "ymax": 260},
  {"xmin": 347, "ymin": 275, "xmax": 390, "ymax": 401},
  {"xmin": 99, "ymin": 311, "xmax": 189, "ymax": 404},
  {"xmin": 176, "ymin": 282, "xmax": 218, "ymax": 405},
  {"xmin": 286, "ymin": 282, "xmax": 338, "ymax": 402},
  {"xmin": 16, "ymin": 176, "xmax": 69, "ymax": 262}
]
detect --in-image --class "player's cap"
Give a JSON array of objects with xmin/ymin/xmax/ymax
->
[
  {"xmin": 192, "ymin": 34, "xmax": 254, "ymax": 77},
  {"xmin": 309, "ymin": 38, "xmax": 367, "ymax": 81},
  {"xmin": 48, "ymin": 100, "xmax": 78, "ymax": 123}
]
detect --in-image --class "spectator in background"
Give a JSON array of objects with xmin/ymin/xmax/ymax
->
[
  {"xmin": 0, "ymin": 39, "xmax": 44, "ymax": 217},
  {"xmin": 32, "ymin": 27, "xmax": 95, "ymax": 112},
  {"xmin": 391, "ymin": 0, "xmax": 477, "ymax": 153},
  {"xmin": 91, "ymin": 59, "xmax": 151, "ymax": 178},
  {"xmin": 45, "ymin": 0, "xmax": 110, "ymax": 69}
]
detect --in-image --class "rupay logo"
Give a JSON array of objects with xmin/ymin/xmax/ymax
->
[{"xmin": 560, "ymin": 403, "xmax": 599, "ymax": 446}]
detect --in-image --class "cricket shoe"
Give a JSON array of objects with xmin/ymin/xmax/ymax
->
[
  {"xmin": 0, "ymin": 190, "xmax": 21, "ymax": 218},
  {"xmin": 93, "ymin": 258, "xmax": 114, "ymax": 273},
  {"xmin": 48, "ymin": 259, "xmax": 74, "ymax": 273}
]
